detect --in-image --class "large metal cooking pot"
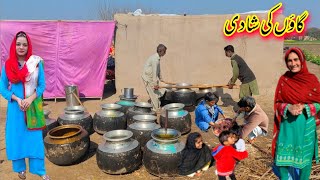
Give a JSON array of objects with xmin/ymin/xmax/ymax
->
[
  {"xmin": 196, "ymin": 84, "xmax": 214, "ymax": 104},
  {"xmin": 96, "ymin": 130, "xmax": 142, "ymax": 174},
  {"xmin": 160, "ymin": 103, "xmax": 191, "ymax": 135},
  {"xmin": 143, "ymin": 128, "xmax": 184, "ymax": 177},
  {"xmin": 126, "ymin": 102, "xmax": 156, "ymax": 125},
  {"xmin": 44, "ymin": 125, "xmax": 90, "ymax": 166},
  {"xmin": 58, "ymin": 106, "xmax": 93, "ymax": 134},
  {"xmin": 93, "ymin": 103, "xmax": 126, "ymax": 134},
  {"xmin": 171, "ymin": 83, "xmax": 196, "ymax": 106}
]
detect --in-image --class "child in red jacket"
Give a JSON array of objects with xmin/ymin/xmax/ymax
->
[{"xmin": 212, "ymin": 130, "xmax": 248, "ymax": 180}]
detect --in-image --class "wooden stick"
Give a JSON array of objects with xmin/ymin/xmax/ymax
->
[
  {"xmin": 259, "ymin": 167, "xmax": 272, "ymax": 179},
  {"xmin": 159, "ymin": 84, "xmax": 240, "ymax": 89},
  {"xmin": 251, "ymin": 143, "xmax": 271, "ymax": 155},
  {"xmin": 161, "ymin": 81, "xmax": 176, "ymax": 85},
  {"xmin": 72, "ymin": 91, "xmax": 84, "ymax": 107},
  {"xmin": 248, "ymin": 174, "xmax": 262, "ymax": 179}
]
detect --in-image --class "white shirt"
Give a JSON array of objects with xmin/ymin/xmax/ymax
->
[{"xmin": 235, "ymin": 138, "xmax": 246, "ymax": 152}]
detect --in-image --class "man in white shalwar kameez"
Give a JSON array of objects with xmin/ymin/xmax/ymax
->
[{"xmin": 142, "ymin": 44, "xmax": 167, "ymax": 111}]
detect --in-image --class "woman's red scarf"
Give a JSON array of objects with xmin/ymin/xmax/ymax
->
[
  {"xmin": 271, "ymin": 47, "xmax": 320, "ymax": 158},
  {"xmin": 5, "ymin": 32, "xmax": 33, "ymax": 84}
]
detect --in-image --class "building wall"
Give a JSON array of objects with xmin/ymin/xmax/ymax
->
[{"xmin": 114, "ymin": 14, "xmax": 285, "ymax": 99}]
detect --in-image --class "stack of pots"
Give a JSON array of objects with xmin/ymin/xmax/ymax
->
[
  {"xmin": 171, "ymin": 83, "xmax": 196, "ymax": 106},
  {"xmin": 44, "ymin": 125, "xmax": 90, "ymax": 166},
  {"xmin": 143, "ymin": 128, "xmax": 185, "ymax": 177},
  {"xmin": 127, "ymin": 115, "xmax": 160, "ymax": 149},
  {"xmin": 126, "ymin": 102, "xmax": 156, "ymax": 125},
  {"xmin": 42, "ymin": 110, "xmax": 59, "ymax": 138},
  {"xmin": 96, "ymin": 130, "xmax": 142, "ymax": 174},
  {"xmin": 93, "ymin": 103, "xmax": 126, "ymax": 134},
  {"xmin": 58, "ymin": 106, "xmax": 94, "ymax": 134},
  {"xmin": 160, "ymin": 103, "xmax": 191, "ymax": 135}
]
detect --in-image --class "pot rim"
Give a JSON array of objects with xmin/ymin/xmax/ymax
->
[
  {"xmin": 64, "ymin": 106, "xmax": 85, "ymax": 114},
  {"xmin": 162, "ymin": 103, "xmax": 185, "ymax": 111},
  {"xmin": 176, "ymin": 82, "xmax": 192, "ymax": 87},
  {"xmin": 103, "ymin": 130, "xmax": 133, "ymax": 142},
  {"xmin": 47, "ymin": 124, "xmax": 82, "ymax": 139},
  {"xmin": 174, "ymin": 89, "xmax": 194, "ymax": 92},
  {"xmin": 129, "ymin": 122, "xmax": 160, "ymax": 130},
  {"xmin": 101, "ymin": 103, "xmax": 122, "ymax": 110},
  {"xmin": 115, "ymin": 100, "xmax": 135, "ymax": 107},
  {"xmin": 151, "ymin": 128, "xmax": 181, "ymax": 143},
  {"xmin": 134, "ymin": 102, "xmax": 153, "ymax": 108},
  {"xmin": 133, "ymin": 114, "xmax": 157, "ymax": 122}
]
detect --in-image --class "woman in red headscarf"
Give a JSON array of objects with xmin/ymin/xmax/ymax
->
[
  {"xmin": 0, "ymin": 31, "xmax": 50, "ymax": 179},
  {"xmin": 272, "ymin": 47, "xmax": 320, "ymax": 179}
]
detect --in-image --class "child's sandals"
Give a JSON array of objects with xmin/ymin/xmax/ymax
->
[
  {"xmin": 18, "ymin": 171, "xmax": 26, "ymax": 179},
  {"xmin": 41, "ymin": 175, "xmax": 51, "ymax": 180}
]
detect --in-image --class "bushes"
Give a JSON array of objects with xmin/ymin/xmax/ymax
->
[{"xmin": 302, "ymin": 50, "xmax": 320, "ymax": 65}]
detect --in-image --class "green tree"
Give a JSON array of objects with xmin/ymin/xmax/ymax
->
[{"xmin": 306, "ymin": 27, "xmax": 320, "ymax": 40}]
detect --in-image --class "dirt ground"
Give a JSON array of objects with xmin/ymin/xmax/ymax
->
[{"xmin": 0, "ymin": 62, "xmax": 319, "ymax": 180}]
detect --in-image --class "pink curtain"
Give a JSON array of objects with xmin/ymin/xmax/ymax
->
[{"xmin": 0, "ymin": 21, "xmax": 116, "ymax": 98}]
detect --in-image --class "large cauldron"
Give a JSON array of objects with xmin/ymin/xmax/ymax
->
[
  {"xmin": 42, "ymin": 110, "xmax": 59, "ymax": 138},
  {"xmin": 126, "ymin": 102, "xmax": 156, "ymax": 125},
  {"xmin": 44, "ymin": 125, "xmax": 90, "ymax": 166},
  {"xmin": 127, "ymin": 115, "xmax": 160, "ymax": 149},
  {"xmin": 115, "ymin": 100, "xmax": 135, "ymax": 114},
  {"xmin": 96, "ymin": 130, "xmax": 142, "ymax": 174},
  {"xmin": 58, "ymin": 106, "xmax": 93, "ymax": 134},
  {"xmin": 160, "ymin": 103, "xmax": 191, "ymax": 135},
  {"xmin": 171, "ymin": 83, "xmax": 196, "ymax": 106},
  {"xmin": 93, "ymin": 104, "xmax": 126, "ymax": 134},
  {"xmin": 143, "ymin": 128, "xmax": 185, "ymax": 177},
  {"xmin": 196, "ymin": 85, "xmax": 214, "ymax": 104}
]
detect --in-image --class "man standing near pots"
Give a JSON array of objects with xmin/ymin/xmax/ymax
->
[
  {"xmin": 142, "ymin": 44, "xmax": 167, "ymax": 111},
  {"xmin": 224, "ymin": 45, "xmax": 259, "ymax": 98}
]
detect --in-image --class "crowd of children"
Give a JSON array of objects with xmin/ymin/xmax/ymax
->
[{"xmin": 179, "ymin": 93, "xmax": 269, "ymax": 179}]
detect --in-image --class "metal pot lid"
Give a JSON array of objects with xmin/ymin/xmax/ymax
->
[
  {"xmin": 103, "ymin": 130, "xmax": 133, "ymax": 142},
  {"xmin": 151, "ymin": 128, "xmax": 181, "ymax": 143},
  {"xmin": 101, "ymin": 103, "xmax": 122, "ymax": 110},
  {"xmin": 162, "ymin": 103, "xmax": 185, "ymax": 111},
  {"xmin": 134, "ymin": 102, "xmax": 153, "ymax": 108},
  {"xmin": 133, "ymin": 115, "xmax": 157, "ymax": 122},
  {"xmin": 176, "ymin": 82, "xmax": 192, "ymax": 87}
]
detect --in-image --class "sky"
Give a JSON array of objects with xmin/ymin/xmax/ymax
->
[{"xmin": 0, "ymin": 0, "xmax": 319, "ymax": 28}]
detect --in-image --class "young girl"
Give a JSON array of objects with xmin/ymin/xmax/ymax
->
[
  {"xmin": 178, "ymin": 132, "xmax": 212, "ymax": 177},
  {"xmin": 212, "ymin": 131, "xmax": 248, "ymax": 180}
]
